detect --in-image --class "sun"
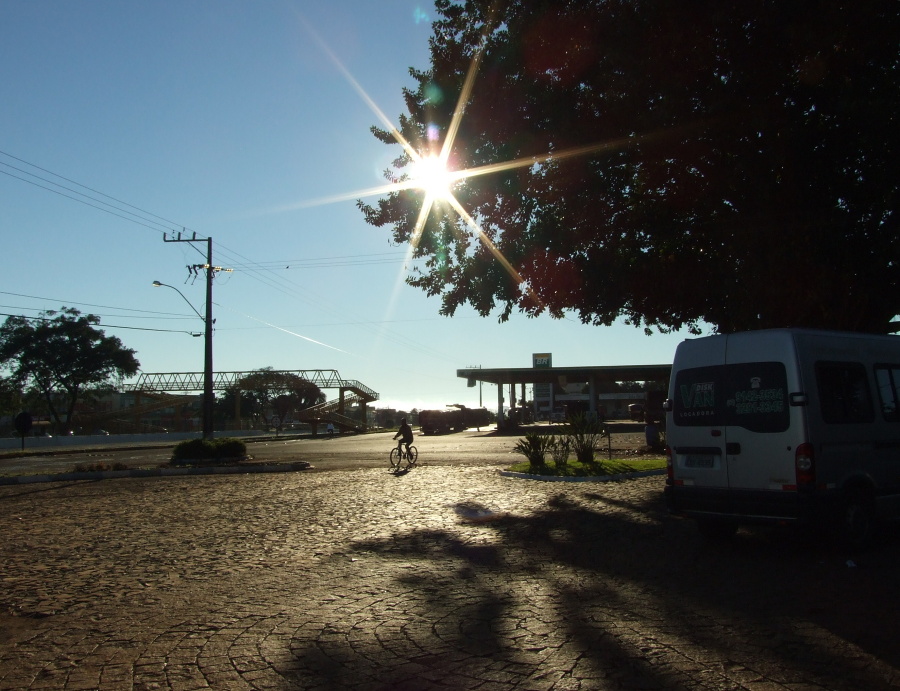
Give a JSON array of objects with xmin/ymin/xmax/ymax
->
[{"xmin": 410, "ymin": 154, "xmax": 455, "ymax": 201}]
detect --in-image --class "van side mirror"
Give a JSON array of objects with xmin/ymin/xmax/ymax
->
[
  {"xmin": 662, "ymin": 399, "xmax": 673, "ymax": 412},
  {"xmin": 790, "ymin": 392, "xmax": 808, "ymax": 406}
]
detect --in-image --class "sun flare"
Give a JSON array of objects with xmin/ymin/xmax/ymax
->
[
  {"xmin": 410, "ymin": 154, "xmax": 455, "ymax": 202},
  {"xmin": 299, "ymin": 16, "xmax": 644, "ymax": 313}
]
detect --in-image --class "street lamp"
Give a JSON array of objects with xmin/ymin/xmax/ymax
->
[
  {"xmin": 153, "ymin": 281, "xmax": 202, "ymax": 318},
  {"xmin": 153, "ymin": 280, "xmax": 214, "ymax": 439}
]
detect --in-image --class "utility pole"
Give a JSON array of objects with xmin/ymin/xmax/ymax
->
[
  {"xmin": 201, "ymin": 237, "xmax": 213, "ymax": 440},
  {"xmin": 162, "ymin": 231, "xmax": 231, "ymax": 439}
]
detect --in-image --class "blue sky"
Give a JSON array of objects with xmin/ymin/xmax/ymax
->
[{"xmin": 1, "ymin": 1, "xmax": 699, "ymax": 413}]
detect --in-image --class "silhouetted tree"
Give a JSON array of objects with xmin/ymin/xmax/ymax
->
[
  {"xmin": 0, "ymin": 308, "xmax": 140, "ymax": 432},
  {"xmin": 0, "ymin": 375, "xmax": 22, "ymax": 431},
  {"xmin": 360, "ymin": 0, "xmax": 899, "ymax": 334},
  {"xmin": 237, "ymin": 367, "xmax": 325, "ymax": 430},
  {"xmin": 213, "ymin": 386, "xmax": 256, "ymax": 428}
]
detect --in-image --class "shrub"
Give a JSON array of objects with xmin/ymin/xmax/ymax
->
[
  {"xmin": 512, "ymin": 432, "xmax": 553, "ymax": 472},
  {"xmin": 172, "ymin": 439, "xmax": 208, "ymax": 463},
  {"xmin": 564, "ymin": 413, "xmax": 608, "ymax": 468},
  {"xmin": 548, "ymin": 435, "xmax": 571, "ymax": 473},
  {"xmin": 214, "ymin": 438, "xmax": 247, "ymax": 459},
  {"xmin": 171, "ymin": 437, "xmax": 247, "ymax": 465}
]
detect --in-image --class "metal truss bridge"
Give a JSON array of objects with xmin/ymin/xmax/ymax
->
[
  {"xmin": 122, "ymin": 370, "xmax": 378, "ymax": 433},
  {"xmin": 126, "ymin": 370, "xmax": 378, "ymax": 403}
]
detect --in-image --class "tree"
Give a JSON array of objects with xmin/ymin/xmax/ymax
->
[
  {"xmin": 213, "ymin": 386, "xmax": 256, "ymax": 428},
  {"xmin": 237, "ymin": 367, "xmax": 326, "ymax": 430},
  {"xmin": 359, "ymin": 0, "xmax": 899, "ymax": 334},
  {"xmin": 0, "ymin": 375, "xmax": 22, "ymax": 431},
  {"xmin": 0, "ymin": 308, "xmax": 140, "ymax": 432}
]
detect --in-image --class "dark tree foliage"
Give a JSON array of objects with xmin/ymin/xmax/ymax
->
[
  {"xmin": 0, "ymin": 375, "xmax": 21, "ymax": 422},
  {"xmin": 0, "ymin": 308, "xmax": 140, "ymax": 431},
  {"xmin": 237, "ymin": 367, "xmax": 326, "ymax": 429},
  {"xmin": 359, "ymin": 0, "xmax": 899, "ymax": 334},
  {"xmin": 213, "ymin": 386, "xmax": 256, "ymax": 427}
]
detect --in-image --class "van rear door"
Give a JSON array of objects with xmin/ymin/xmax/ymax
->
[
  {"xmin": 722, "ymin": 332, "xmax": 805, "ymax": 515},
  {"xmin": 669, "ymin": 336, "xmax": 729, "ymax": 494},
  {"xmin": 669, "ymin": 331, "xmax": 806, "ymax": 519}
]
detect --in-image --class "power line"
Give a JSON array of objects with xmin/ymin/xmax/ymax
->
[
  {"xmin": 228, "ymin": 251, "xmax": 417, "ymax": 270},
  {"xmin": 0, "ymin": 304, "xmax": 196, "ymax": 321},
  {"xmin": 0, "ymin": 312, "xmax": 200, "ymax": 335},
  {"xmin": 218, "ymin": 315, "xmax": 477, "ymax": 330},
  {"xmin": 213, "ymin": 241, "xmax": 460, "ymax": 363},
  {"xmin": 203, "ymin": 237, "xmax": 453, "ymax": 360},
  {"xmin": 0, "ymin": 291, "xmax": 194, "ymax": 319},
  {"xmin": 1, "ymin": 151, "xmax": 461, "ymax": 364},
  {"xmin": 0, "ymin": 151, "xmax": 397, "ymax": 317},
  {"xmin": 3, "ymin": 246, "xmax": 458, "ymax": 363},
  {"xmin": 0, "ymin": 149, "xmax": 186, "ymax": 234},
  {"xmin": 0, "ymin": 168, "xmax": 172, "ymax": 235}
]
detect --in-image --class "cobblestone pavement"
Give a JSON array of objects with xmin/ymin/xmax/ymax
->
[{"xmin": 1, "ymin": 467, "xmax": 898, "ymax": 690}]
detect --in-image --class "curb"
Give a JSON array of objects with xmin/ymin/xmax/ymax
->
[
  {"xmin": 500, "ymin": 468, "xmax": 666, "ymax": 483},
  {"xmin": 0, "ymin": 462, "xmax": 313, "ymax": 486}
]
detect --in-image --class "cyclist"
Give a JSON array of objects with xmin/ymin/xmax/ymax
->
[{"xmin": 393, "ymin": 417, "xmax": 414, "ymax": 459}]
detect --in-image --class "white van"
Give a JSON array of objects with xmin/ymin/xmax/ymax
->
[{"xmin": 663, "ymin": 328, "xmax": 900, "ymax": 545}]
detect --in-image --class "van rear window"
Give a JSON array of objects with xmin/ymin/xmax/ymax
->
[
  {"xmin": 673, "ymin": 362, "xmax": 789, "ymax": 432},
  {"xmin": 673, "ymin": 365, "xmax": 723, "ymax": 426},
  {"xmin": 816, "ymin": 362, "xmax": 874, "ymax": 424},
  {"xmin": 875, "ymin": 365, "xmax": 900, "ymax": 422}
]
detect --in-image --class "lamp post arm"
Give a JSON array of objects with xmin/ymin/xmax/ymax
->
[
  {"xmin": 152, "ymin": 281, "xmax": 204, "ymax": 320},
  {"xmin": 152, "ymin": 276, "xmax": 214, "ymax": 439}
]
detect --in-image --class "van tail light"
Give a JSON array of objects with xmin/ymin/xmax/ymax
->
[
  {"xmin": 795, "ymin": 443, "xmax": 815, "ymax": 487},
  {"xmin": 665, "ymin": 446, "xmax": 674, "ymax": 484}
]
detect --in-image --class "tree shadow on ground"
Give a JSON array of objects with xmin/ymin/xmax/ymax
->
[{"xmin": 314, "ymin": 489, "xmax": 900, "ymax": 690}]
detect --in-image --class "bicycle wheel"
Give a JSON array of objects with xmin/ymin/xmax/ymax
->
[
  {"xmin": 407, "ymin": 446, "xmax": 418, "ymax": 467},
  {"xmin": 389, "ymin": 448, "xmax": 402, "ymax": 470}
]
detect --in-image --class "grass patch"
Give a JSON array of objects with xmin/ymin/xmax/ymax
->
[
  {"xmin": 0, "ymin": 450, "xmax": 34, "ymax": 460},
  {"xmin": 73, "ymin": 462, "xmax": 129, "ymax": 473},
  {"xmin": 507, "ymin": 456, "xmax": 665, "ymax": 477}
]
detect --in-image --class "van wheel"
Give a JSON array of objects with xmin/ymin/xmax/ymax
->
[
  {"xmin": 697, "ymin": 518, "xmax": 738, "ymax": 540},
  {"xmin": 837, "ymin": 492, "xmax": 878, "ymax": 550}
]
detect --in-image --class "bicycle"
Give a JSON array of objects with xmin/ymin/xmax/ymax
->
[{"xmin": 389, "ymin": 444, "xmax": 418, "ymax": 471}]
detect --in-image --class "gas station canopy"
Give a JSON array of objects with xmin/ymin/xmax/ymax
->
[
  {"xmin": 457, "ymin": 364, "xmax": 672, "ymax": 428},
  {"xmin": 456, "ymin": 364, "xmax": 672, "ymax": 387}
]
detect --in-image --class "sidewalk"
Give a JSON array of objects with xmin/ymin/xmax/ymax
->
[
  {"xmin": 0, "ymin": 435, "xmax": 304, "ymax": 484},
  {"xmin": 1, "ymin": 467, "xmax": 897, "ymax": 690}
]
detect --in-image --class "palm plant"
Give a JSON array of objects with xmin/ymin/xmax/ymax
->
[
  {"xmin": 548, "ymin": 435, "xmax": 571, "ymax": 473},
  {"xmin": 512, "ymin": 432, "xmax": 552, "ymax": 472},
  {"xmin": 564, "ymin": 413, "xmax": 608, "ymax": 468}
]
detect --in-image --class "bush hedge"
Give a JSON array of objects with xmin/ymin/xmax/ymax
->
[{"xmin": 171, "ymin": 437, "xmax": 248, "ymax": 465}]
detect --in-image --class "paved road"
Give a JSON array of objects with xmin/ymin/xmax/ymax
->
[
  {"xmin": 1, "ymin": 428, "xmax": 641, "ymax": 477},
  {"xmin": 0, "ymin": 447, "xmax": 898, "ymax": 689}
]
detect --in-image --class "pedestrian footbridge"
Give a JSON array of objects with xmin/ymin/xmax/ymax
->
[{"xmin": 124, "ymin": 370, "xmax": 378, "ymax": 432}]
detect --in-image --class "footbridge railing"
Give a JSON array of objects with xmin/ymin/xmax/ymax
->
[
  {"xmin": 296, "ymin": 389, "xmax": 382, "ymax": 431},
  {"xmin": 126, "ymin": 370, "xmax": 379, "ymax": 402}
]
